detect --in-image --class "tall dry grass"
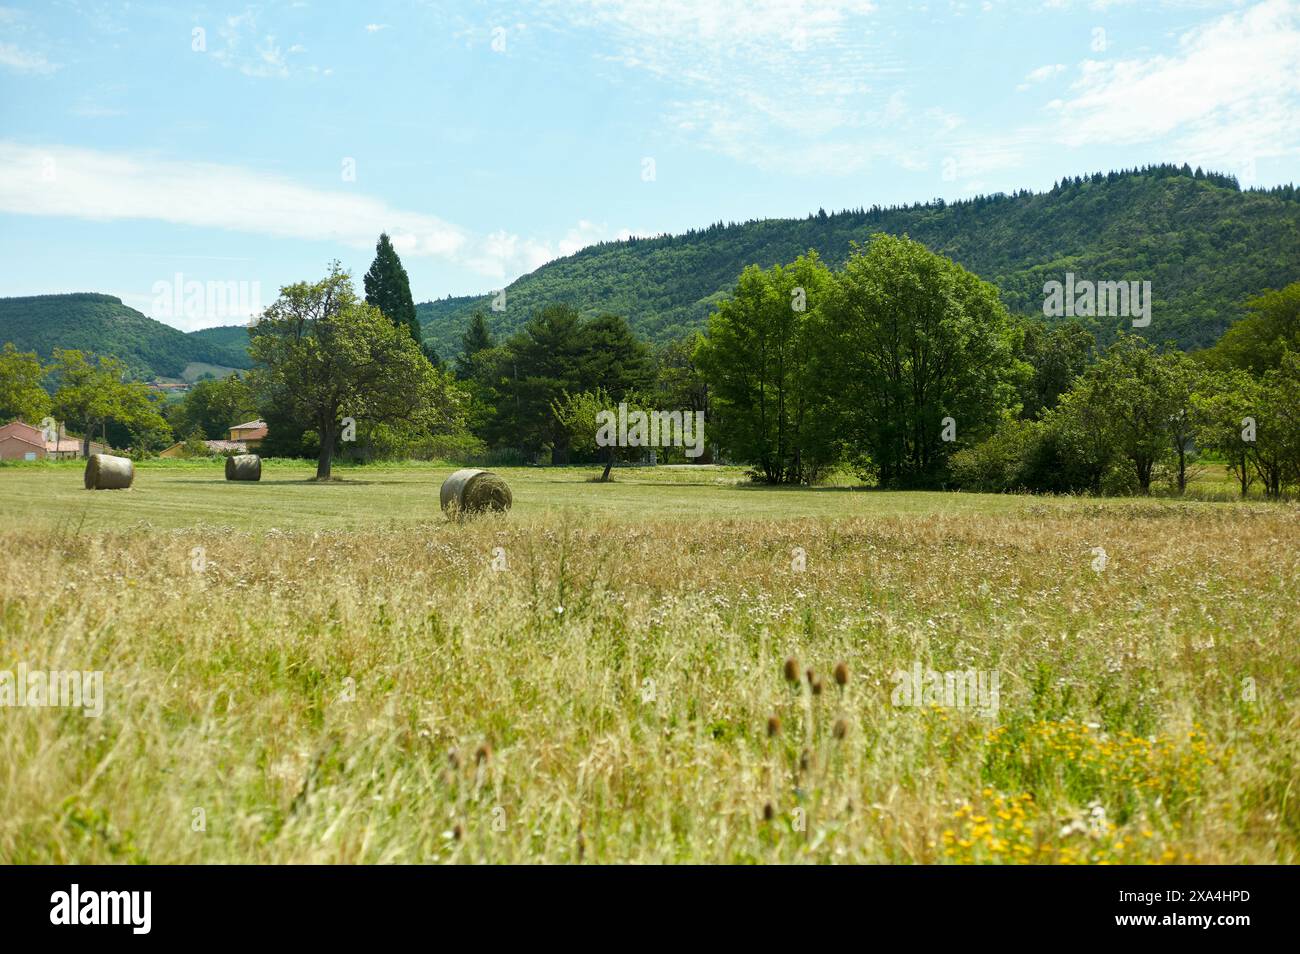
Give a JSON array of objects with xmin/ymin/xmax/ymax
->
[{"xmin": 0, "ymin": 500, "xmax": 1296, "ymax": 863}]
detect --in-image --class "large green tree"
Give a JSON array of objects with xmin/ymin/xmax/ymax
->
[
  {"xmin": 363, "ymin": 233, "xmax": 423, "ymax": 350},
  {"xmin": 1163, "ymin": 351, "xmax": 1210, "ymax": 493},
  {"xmin": 49, "ymin": 349, "xmax": 170, "ymax": 455},
  {"xmin": 695, "ymin": 252, "xmax": 833, "ymax": 483},
  {"xmin": 1056, "ymin": 335, "xmax": 1184, "ymax": 494},
  {"xmin": 1250, "ymin": 351, "xmax": 1300, "ymax": 497},
  {"xmin": 1193, "ymin": 369, "xmax": 1261, "ymax": 497},
  {"xmin": 579, "ymin": 313, "xmax": 653, "ymax": 399},
  {"xmin": 1019, "ymin": 319, "xmax": 1095, "ymax": 420},
  {"xmin": 0, "ymin": 343, "xmax": 50, "ymax": 424},
  {"xmin": 475, "ymin": 305, "xmax": 650, "ymax": 462},
  {"xmin": 652, "ymin": 331, "xmax": 711, "ymax": 463},
  {"xmin": 249, "ymin": 264, "xmax": 462, "ymax": 480},
  {"xmin": 454, "ymin": 312, "xmax": 496, "ymax": 381},
  {"xmin": 492, "ymin": 305, "xmax": 588, "ymax": 461},
  {"xmin": 1203, "ymin": 281, "xmax": 1300, "ymax": 375},
  {"xmin": 812, "ymin": 235, "xmax": 1026, "ymax": 487}
]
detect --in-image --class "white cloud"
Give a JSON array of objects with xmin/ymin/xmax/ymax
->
[
  {"xmin": 0, "ymin": 41, "xmax": 57, "ymax": 74},
  {"xmin": 927, "ymin": 0, "xmax": 1300, "ymax": 192},
  {"xmin": 0, "ymin": 141, "xmax": 610, "ymax": 283},
  {"xmin": 536, "ymin": 0, "xmax": 892, "ymax": 175},
  {"xmin": 532, "ymin": 0, "xmax": 1300, "ymax": 182},
  {"xmin": 212, "ymin": 11, "xmax": 290, "ymax": 78},
  {"xmin": 365, "ymin": 23, "xmax": 389, "ymax": 33},
  {"xmin": 1017, "ymin": 63, "xmax": 1065, "ymax": 90},
  {"xmin": 461, "ymin": 219, "xmax": 624, "ymax": 281},
  {"xmin": 1050, "ymin": 0, "xmax": 1300, "ymax": 163}
]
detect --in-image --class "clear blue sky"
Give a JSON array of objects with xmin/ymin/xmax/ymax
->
[{"xmin": 2, "ymin": 0, "xmax": 1297, "ymax": 330}]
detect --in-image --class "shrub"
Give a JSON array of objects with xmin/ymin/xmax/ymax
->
[{"xmin": 950, "ymin": 419, "xmax": 1039, "ymax": 492}]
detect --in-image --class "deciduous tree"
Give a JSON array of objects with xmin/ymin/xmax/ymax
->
[
  {"xmin": 0, "ymin": 343, "xmax": 50, "ymax": 424},
  {"xmin": 249, "ymin": 264, "xmax": 462, "ymax": 480}
]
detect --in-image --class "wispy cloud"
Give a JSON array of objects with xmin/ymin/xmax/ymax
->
[
  {"xmin": 534, "ymin": 0, "xmax": 893, "ymax": 175},
  {"xmin": 1018, "ymin": 63, "xmax": 1065, "ymax": 91},
  {"xmin": 0, "ymin": 141, "xmax": 614, "ymax": 283},
  {"xmin": 212, "ymin": 10, "xmax": 291, "ymax": 79},
  {"xmin": 528, "ymin": 0, "xmax": 1300, "ymax": 183},
  {"xmin": 1048, "ymin": 0, "xmax": 1300, "ymax": 164},
  {"xmin": 0, "ymin": 40, "xmax": 57, "ymax": 74}
]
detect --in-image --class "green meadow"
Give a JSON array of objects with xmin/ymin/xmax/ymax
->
[
  {"xmin": 0, "ymin": 461, "xmax": 1296, "ymax": 863},
  {"xmin": 0, "ymin": 458, "xmax": 1251, "ymax": 531}
]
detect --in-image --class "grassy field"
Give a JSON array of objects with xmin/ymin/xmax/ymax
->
[{"xmin": 1, "ymin": 460, "xmax": 1297, "ymax": 863}]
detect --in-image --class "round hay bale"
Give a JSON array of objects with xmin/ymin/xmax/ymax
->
[
  {"xmin": 225, "ymin": 454, "xmax": 262, "ymax": 481},
  {"xmin": 440, "ymin": 468, "xmax": 512, "ymax": 516},
  {"xmin": 83, "ymin": 453, "xmax": 133, "ymax": 490}
]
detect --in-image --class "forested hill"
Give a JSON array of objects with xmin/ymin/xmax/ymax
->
[
  {"xmin": 0, "ymin": 293, "xmax": 252, "ymax": 380},
  {"xmin": 417, "ymin": 165, "xmax": 1300, "ymax": 358},
  {"xmin": 186, "ymin": 324, "xmax": 257, "ymax": 370}
]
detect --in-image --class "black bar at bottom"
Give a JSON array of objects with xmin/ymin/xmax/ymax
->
[{"xmin": 0, "ymin": 864, "xmax": 1289, "ymax": 941}]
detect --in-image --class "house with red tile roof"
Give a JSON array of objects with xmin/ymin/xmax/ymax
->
[
  {"xmin": 0, "ymin": 421, "xmax": 107, "ymax": 460},
  {"xmin": 228, "ymin": 419, "xmax": 267, "ymax": 448},
  {"xmin": 0, "ymin": 421, "xmax": 46, "ymax": 461}
]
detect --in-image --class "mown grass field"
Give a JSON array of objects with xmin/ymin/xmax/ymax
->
[{"xmin": 1, "ymin": 460, "xmax": 1296, "ymax": 863}]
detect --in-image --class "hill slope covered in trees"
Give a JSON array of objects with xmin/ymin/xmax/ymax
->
[
  {"xmin": 0, "ymin": 294, "xmax": 251, "ymax": 380},
  {"xmin": 418, "ymin": 165, "xmax": 1300, "ymax": 357},
  {"xmin": 186, "ymin": 324, "xmax": 256, "ymax": 371}
]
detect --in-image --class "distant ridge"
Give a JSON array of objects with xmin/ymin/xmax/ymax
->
[
  {"xmin": 0, "ymin": 293, "xmax": 251, "ymax": 380},
  {"xmin": 417, "ymin": 165, "xmax": 1300, "ymax": 357},
  {"xmin": 6, "ymin": 167, "xmax": 1297, "ymax": 374}
]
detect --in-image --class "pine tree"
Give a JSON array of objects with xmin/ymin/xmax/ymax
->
[
  {"xmin": 579, "ymin": 313, "xmax": 652, "ymax": 399},
  {"xmin": 363, "ymin": 233, "xmax": 423, "ymax": 348},
  {"xmin": 455, "ymin": 312, "xmax": 495, "ymax": 380}
]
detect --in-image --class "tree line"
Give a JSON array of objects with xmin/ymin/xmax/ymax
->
[
  {"xmin": 4, "ymin": 228, "xmax": 1297, "ymax": 498},
  {"xmin": 696, "ymin": 234, "xmax": 1300, "ymax": 497}
]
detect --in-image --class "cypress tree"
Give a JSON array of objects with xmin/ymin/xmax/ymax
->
[{"xmin": 363, "ymin": 233, "xmax": 423, "ymax": 347}]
